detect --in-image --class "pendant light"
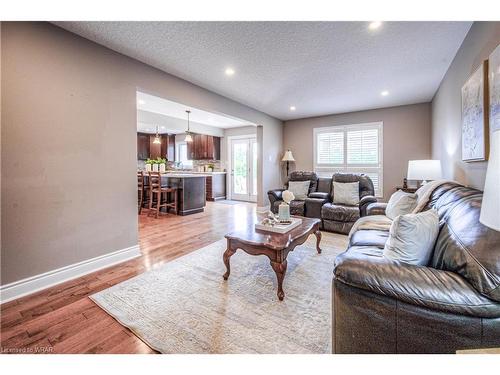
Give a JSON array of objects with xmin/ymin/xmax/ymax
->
[
  {"xmin": 185, "ymin": 110, "xmax": 193, "ymax": 142},
  {"xmin": 153, "ymin": 125, "xmax": 161, "ymax": 144}
]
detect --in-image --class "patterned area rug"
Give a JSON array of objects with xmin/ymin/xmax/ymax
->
[{"xmin": 90, "ymin": 232, "xmax": 348, "ymax": 353}]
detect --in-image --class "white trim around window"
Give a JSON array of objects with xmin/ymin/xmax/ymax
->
[{"xmin": 313, "ymin": 122, "xmax": 384, "ymax": 197}]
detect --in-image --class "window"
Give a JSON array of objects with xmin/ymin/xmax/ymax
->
[
  {"xmin": 313, "ymin": 122, "xmax": 383, "ymax": 197},
  {"xmin": 175, "ymin": 141, "xmax": 193, "ymax": 169}
]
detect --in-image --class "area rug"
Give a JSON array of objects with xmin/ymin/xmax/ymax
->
[{"xmin": 90, "ymin": 232, "xmax": 348, "ymax": 354}]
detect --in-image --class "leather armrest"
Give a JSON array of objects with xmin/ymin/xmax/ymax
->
[
  {"xmin": 366, "ymin": 202, "xmax": 387, "ymax": 216},
  {"xmin": 309, "ymin": 192, "xmax": 330, "ymax": 200},
  {"xmin": 333, "ymin": 248, "xmax": 500, "ymax": 318},
  {"xmin": 267, "ymin": 189, "xmax": 284, "ymax": 201},
  {"xmin": 359, "ymin": 195, "xmax": 378, "ymax": 216},
  {"xmin": 305, "ymin": 196, "xmax": 328, "ymax": 218}
]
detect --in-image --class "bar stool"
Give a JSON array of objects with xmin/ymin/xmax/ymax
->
[
  {"xmin": 137, "ymin": 171, "xmax": 144, "ymax": 214},
  {"xmin": 147, "ymin": 172, "xmax": 178, "ymax": 218}
]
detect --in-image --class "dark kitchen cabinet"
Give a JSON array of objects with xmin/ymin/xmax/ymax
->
[
  {"xmin": 167, "ymin": 134, "xmax": 176, "ymax": 161},
  {"xmin": 187, "ymin": 134, "xmax": 221, "ymax": 160},
  {"xmin": 149, "ymin": 135, "xmax": 166, "ymax": 159},
  {"xmin": 137, "ymin": 133, "xmax": 150, "ymax": 160},
  {"xmin": 137, "ymin": 133, "xmax": 175, "ymax": 161}
]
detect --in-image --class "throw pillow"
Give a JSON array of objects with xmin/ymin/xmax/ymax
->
[
  {"xmin": 287, "ymin": 180, "xmax": 310, "ymax": 200},
  {"xmin": 383, "ymin": 209, "xmax": 439, "ymax": 266},
  {"xmin": 385, "ymin": 190, "xmax": 418, "ymax": 220},
  {"xmin": 332, "ymin": 181, "xmax": 360, "ymax": 206}
]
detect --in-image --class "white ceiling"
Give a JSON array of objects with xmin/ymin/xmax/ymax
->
[
  {"xmin": 54, "ymin": 21, "xmax": 472, "ymax": 120},
  {"xmin": 137, "ymin": 91, "xmax": 252, "ymax": 129}
]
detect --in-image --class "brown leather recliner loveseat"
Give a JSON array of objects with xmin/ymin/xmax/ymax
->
[{"xmin": 268, "ymin": 171, "xmax": 377, "ymax": 234}]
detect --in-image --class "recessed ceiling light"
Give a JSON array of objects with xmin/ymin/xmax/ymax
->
[
  {"xmin": 381, "ymin": 90, "xmax": 389, "ymax": 96},
  {"xmin": 290, "ymin": 106, "xmax": 296, "ymax": 111},
  {"xmin": 225, "ymin": 67, "xmax": 235, "ymax": 76},
  {"xmin": 369, "ymin": 21, "xmax": 383, "ymax": 30},
  {"xmin": 137, "ymin": 99, "xmax": 145, "ymax": 105}
]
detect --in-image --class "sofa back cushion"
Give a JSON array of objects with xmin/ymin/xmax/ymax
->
[
  {"xmin": 384, "ymin": 209, "xmax": 439, "ymax": 266},
  {"xmin": 430, "ymin": 187, "xmax": 500, "ymax": 302},
  {"xmin": 287, "ymin": 171, "xmax": 318, "ymax": 195},
  {"xmin": 287, "ymin": 181, "xmax": 310, "ymax": 201},
  {"xmin": 332, "ymin": 173, "xmax": 375, "ymax": 198},
  {"xmin": 332, "ymin": 181, "xmax": 360, "ymax": 206},
  {"xmin": 386, "ymin": 190, "xmax": 418, "ymax": 220}
]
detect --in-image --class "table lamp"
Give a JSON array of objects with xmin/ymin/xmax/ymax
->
[
  {"xmin": 282, "ymin": 150, "xmax": 295, "ymax": 176},
  {"xmin": 407, "ymin": 160, "xmax": 442, "ymax": 185},
  {"xmin": 480, "ymin": 130, "xmax": 500, "ymax": 231}
]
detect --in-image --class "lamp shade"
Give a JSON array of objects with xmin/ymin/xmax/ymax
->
[
  {"xmin": 480, "ymin": 130, "xmax": 500, "ymax": 231},
  {"xmin": 407, "ymin": 160, "xmax": 442, "ymax": 181},
  {"xmin": 282, "ymin": 150, "xmax": 295, "ymax": 162}
]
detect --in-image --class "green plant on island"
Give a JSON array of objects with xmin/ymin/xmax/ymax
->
[
  {"xmin": 145, "ymin": 157, "xmax": 167, "ymax": 165},
  {"xmin": 207, "ymin": 163, "xmax": 215, "ymax": 169}
]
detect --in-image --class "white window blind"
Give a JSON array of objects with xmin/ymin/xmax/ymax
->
[{"xmin": 313, "ymin": 122, "xmax": 383, "ymax": 197}]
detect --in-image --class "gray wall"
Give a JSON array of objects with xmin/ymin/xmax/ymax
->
[
  {"xmin": 1, "ymin": 22, "xmax": 281, "ymax": 285},
  {"xmin": 283, "ymin": 103, "xmax": 432, "ymax": 202},
  {"xmin": 431, "ymin": 22, "xmax": 500, "ymax": 189}
]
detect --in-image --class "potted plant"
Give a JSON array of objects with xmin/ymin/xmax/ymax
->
[
  {"xmin": 157, "ymin": 157, "xmax": 167, "ymax": 172},
  {"xmin": 207, "ymin": 163, "xmax": 215, "ymax": 172},
  {"xmin": 145, "ymin": 158, "xmax": 154, "ymax": 172}
]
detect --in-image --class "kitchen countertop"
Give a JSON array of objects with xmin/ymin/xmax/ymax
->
[
  {"xmin": 165, "ymin": 171, "xmax": 227, "ymax": 175},
  {"xmin": 161, "ymin": 173, "xmax": 207, "ymax": 178}
]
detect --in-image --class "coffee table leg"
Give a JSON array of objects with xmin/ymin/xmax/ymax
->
[
  {"xmin": 270, "ymin": 260, "xmax": 287, "ymax": 301},
  {"xmin": 223, "ymin": 247, "xmax": 236, "ymax": 280},
  {"xmin": 314, "ymin": 230, "xmax": 322, "ymax": 254}
]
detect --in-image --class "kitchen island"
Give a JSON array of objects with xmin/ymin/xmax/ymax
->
[{"xmin": 143, "ymin": 173, "xmax": 206, "ymax": 216}]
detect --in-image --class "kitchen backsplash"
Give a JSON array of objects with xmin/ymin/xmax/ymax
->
[{"xmin": 137, "ymin": 159, "xmax": 225, "ymax": 171}]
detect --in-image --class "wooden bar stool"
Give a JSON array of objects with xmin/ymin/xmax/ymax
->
[
  {"xmin": 147, "ymin": 172, "xmax": 178, "ymax": 218},
  {"xmin": 137, "ymin": 171, "xmax": 144, "ymax": 214}
]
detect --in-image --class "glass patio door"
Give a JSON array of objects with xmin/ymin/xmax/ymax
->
[{"xmin": 230, "ymin": 137, "xmax": 257, "ymax": 202}]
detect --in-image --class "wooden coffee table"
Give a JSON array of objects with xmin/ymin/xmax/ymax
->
[{"xmin": 223, "ymin": 216, "xmax": 322, "ymax": 301}]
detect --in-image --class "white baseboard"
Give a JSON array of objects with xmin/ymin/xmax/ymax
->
[
  {"xmin": 0, "ymin": 245, "xmax": 141, "ymax": 304},
  {"xmin": 257, "ymin": 205, "xmax": 270, "ymax": 213}
]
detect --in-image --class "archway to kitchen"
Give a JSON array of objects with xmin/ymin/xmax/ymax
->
[{"xmin": 135, "ymin": 90, "xmax": 260, "ymax": 261}]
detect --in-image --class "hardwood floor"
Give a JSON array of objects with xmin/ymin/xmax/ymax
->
[{"xmin": 0, "ymin": 201, "xmax": 257, "ymax": 354}]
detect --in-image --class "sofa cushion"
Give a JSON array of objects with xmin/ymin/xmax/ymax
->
[
  {"xmin": 333, "ymin": 181, "xmax": 360, "ymax": 206},
  {"xmin": 288, "ymin": 181, "xmax": 310, "ymax": 200},
  {"xmin": 431, "ymin": 192, "xmax": 500, "ymax": 302},
  {"xmin": 386, "ymin": 190, "xmax": 418, "ymax": 220},
  {"xmin": 333, "ymin": 172, "xmax": 375, "ymax": 199},
  {"xmin": 286, "ymin": 171, "xmax": 318, "ymax": 195},
  {"xmin": 383, "ymin": 210, "xmax": 439, "ymax": 266},
  {"xmin": 322, "ymin": 203, "xmax": 360, "ymax": 222},
  {"xmin": 289, "ymin": 200, "xmax": 306, "ymax": 216},
  {"xmin": 350, "ymin": 229, "xmax": 389, "ymax": 249}
]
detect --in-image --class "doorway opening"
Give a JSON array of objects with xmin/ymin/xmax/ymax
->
[{"xmin": 227, "ymin": 135, "xmax": 257, "ymax": 202}]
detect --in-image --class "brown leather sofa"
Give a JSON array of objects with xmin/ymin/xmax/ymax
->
[
  {"xmin": 268, "ymin": 171, "xmax": 377, "ymax": 234},
  {"xmin": 332, "ymin": 182, "xmax": 500, "ymax": 353}
]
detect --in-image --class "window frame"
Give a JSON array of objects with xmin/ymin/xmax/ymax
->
[
  {"xmin": 175, "ymin": 141, "xmax": 193, "ymax": 169},
  {"xmin": 313, "ymin": 122, "xmax": 384, "ymax": 197}
]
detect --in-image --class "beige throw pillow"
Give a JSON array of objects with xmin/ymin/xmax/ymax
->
[
  {"xmin": 386, "ymin": 190, "xmax": 418, "ymax": 220},
  {"xmin": 383, "ymin": 209, "xmax": 439, "ymax": 266},
  {"xmin": 332, "ymin": 181, "xmax": 360, "ymax": 206},
  {"xmin": 287, "ymin": 180, "xmax": 310, "ymax": 200}
]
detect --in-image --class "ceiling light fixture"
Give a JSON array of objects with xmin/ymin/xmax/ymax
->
[
  {"xmin": 381, "ymin": 90, "xmax": 389, "ymax": 97},
  {"xmin": 225, "ymin": 67, "xmax": 235, "ymax": 76},
  {"xmin": 185, "ymin": 110, "xmax": 193, "ymax": 142},
  {"xmin": 153, "ymin": 125, "xmax": 161, "ymax": 144},
  {"xmin": 290, "ymin": 106, "xmax": 296, "ymax": 111},
  {"xmin": 369, "ymin": 21, "xmax": 383, "ymax": 30}
]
